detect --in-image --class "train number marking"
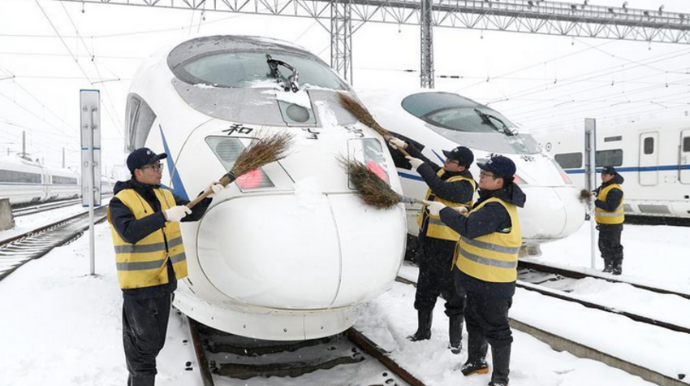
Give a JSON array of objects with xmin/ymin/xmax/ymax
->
[
  {"xmin": 303, "ymin": 128, "xmax": 320, "ymax": 140},
  {"xmin": 345, "ymin": 126, "xmax": 364, "ymax": 138}
]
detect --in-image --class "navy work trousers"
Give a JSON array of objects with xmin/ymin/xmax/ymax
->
[
  {"xmin": 598, "ymin": 223, "xmax": 623, "ymax": 268},
  {"xmin": 414, "ymin": 238, "xmax": 466, "ymax": 317},
  {"xmin": 122, "ymin": 293, "xmax": 172, "ymax": 386}
]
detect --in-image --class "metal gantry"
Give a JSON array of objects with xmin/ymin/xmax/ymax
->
[
  {"xmin": 420, "ymin": 0, "xmax": 434, "ymax": 89},
  {"xmin": 58, "ymin": 0, "xmax": 690, "ymax": 88},
  {"xmin": 331, "ymin": 0, "xmax": 354, "ymax": 84}
]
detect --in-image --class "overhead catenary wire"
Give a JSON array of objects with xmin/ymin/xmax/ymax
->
[
  {"xmin": 485, "ymin": 48, "xmax": 690, "ymax": 111},
  {"xmin": 59, "ymin": 1, "xmax": 124, "ymax": 135}
]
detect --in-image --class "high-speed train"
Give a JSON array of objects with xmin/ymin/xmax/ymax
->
[
  {"xmin": 0, "ymin": 156, "xmax": 80, "ymax": 205},
  {"xmin": 357, "ymin": 90, "xmax": 585, "ymax": 251},
  {"xmin": 125, "ymin": 35, "xmax": 406, "ymax": 340},
  {"xmin": 535, "ymin": 118, "xmax": 690, "ymax": 219},
  {"xmin": 0, "ymin": 155, "xmax": 115, "ymax": 206}
]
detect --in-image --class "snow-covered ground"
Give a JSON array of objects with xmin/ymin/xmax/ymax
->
[{"xmin": 0, "ymin": 218, "xmax": 688, "ymax": 386}]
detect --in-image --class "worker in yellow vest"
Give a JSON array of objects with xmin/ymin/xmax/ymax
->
[
  {"xmin": 108, "ymin": 148, "xmax": 225, "ymax": 386},
  {"xmin": 593, "ymin": 166, "xmax": 625, "ymax": 275},
  {"xmin": 389, "ymin": 137, "xmax": 477, "ymax": 354},
  {"xmin": 427, "ymin": 155, "xmax": 525, "ymax": 386}
]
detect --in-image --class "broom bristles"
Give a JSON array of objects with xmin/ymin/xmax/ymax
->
[
  {"xmin": 338, "ymin": 156, "xmax": 402, "ymax": 209},
  {"xmin": 228, "ymin": 131, "xmax": 294, "ymax": 183},
  {"xmin": 579, "ymin": 188, "xmax": 592, "ymax": 203},
  {"xmin": 338, "ymin": 93, "xmax": 391, "ymax": 139}
]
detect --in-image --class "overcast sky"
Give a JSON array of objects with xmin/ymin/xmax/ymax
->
[{"xmin": 1, "ymin": 0, "xmax": 689, "ymax": 176}]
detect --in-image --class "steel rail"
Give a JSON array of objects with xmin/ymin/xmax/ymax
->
[
  {"xmin": 519, "ymin": 260, "xmax": 690, "ymax": 301},
  {"xmin": 395, "ymin": 274, "xmax": 688, "ymax": 386},
  {"xmin": 0, "ymin": 207, "xmax": 108, "ymax": 281}
]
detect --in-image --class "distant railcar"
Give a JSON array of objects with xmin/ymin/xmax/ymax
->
[
  {"xmin": 535, "ymin": 118, "xmax": 690, "ymax": 219},
  {"xmin": 0, "ymin": 156, "xmax": 80, "ymax": 205}
]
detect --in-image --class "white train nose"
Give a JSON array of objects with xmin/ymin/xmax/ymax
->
[
  {"xmin": 196, "ymin": 193, "xmax": 406, "ymax": 310},
  {"xmin": 520, "ymin": 186, "xmax": 585, "ymax": 241}
]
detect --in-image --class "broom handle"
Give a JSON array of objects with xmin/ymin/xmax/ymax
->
[
  {"xmin": 383, "ymin": 135, "xmax": 411, "ymax": 157},
  {"xmin": 186, "ymin": 173, "xmax": 236, "ymax": 209},
  {"xmin": 400, "ymin": 196, "xmax": 426, "ymax": 206}
]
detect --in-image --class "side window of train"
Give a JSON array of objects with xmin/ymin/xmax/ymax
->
[
  {"xmin": 0, "ymin": 169, "xmax": 41, "ymax": 184},
  {"xmin": 596, "ymin": 149, "xmax": 623, "ymax": 167},
  {"xmin": 643, "ymin": 137, "xmax": 654, "ymax": 155},
  {"xmin": 554, "ymin": 153, "xmax": 582, "ymax": 169},
  {"xmin": 684, "ymin": 137, "xmax": 690, "ymax": 152},
  {"xmin": 126, "ymin": 94, "xmax": 157, "ymax": 151}
]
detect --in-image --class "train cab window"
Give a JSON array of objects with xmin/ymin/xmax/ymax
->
[
  {"xmin": 401, "ymin": 92, "xmax": 517, "ymax": 134},
  {"xmin": 596, "ymin": 149, "xmax": 623, "ymax": 167},
  {"xmin": 643, "ymin": 137, "xmax": 654, "ymax": 155},
  {"xmin": 683, "ymin": 137, "xmax": 690, "ymax": 152},
  {"xmin": 126, "ymin": 94, "xmax": 157, "ymax": 151},
  {"xmin": 173, "ymin": 51, "xmax": 348, "ymax": 91},
  {"xmin": 401, "ymin": 92, "xmax": 541, "ymax": 155},
  {"xmin": 554, "ymin": 152, "xmax": 582, "ymax": 169}
]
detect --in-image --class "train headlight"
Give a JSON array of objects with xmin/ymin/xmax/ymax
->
[
  {"xmin": 347, "ymin": 138, "xmax": 390, "ymax": 184},
  {"xmin": 205, "ymin": 136, "xmax": 275, "ymax": 190}
]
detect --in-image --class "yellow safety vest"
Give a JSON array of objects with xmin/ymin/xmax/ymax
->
[
  {"xmin": 417, "ymin": 170, "xmax": 476, "ymax": 242},
  {"xmin": 454, "ymin": 197, "xmax": 522, "ymax": 283},
  {"xmin": 107, "ymin": 188, "xmax": 188, "ymax": 289},
  {"xmin": 595, "ymin": 184, "xmax": 625, "ymax": 225}
]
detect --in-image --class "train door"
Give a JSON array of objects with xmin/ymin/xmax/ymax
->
[
  {"xmin": 681, "ymin": 130, "xmax": 690, "ymax": 184},
  {"xmin": 639, "ymin": 132, "xmax": 658, "ymax": 186}
]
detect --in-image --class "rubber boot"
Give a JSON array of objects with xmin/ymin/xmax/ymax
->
[
  {"xmin": 612, "ymin": 263, "xmax": 622, "ymax": 276},
  {"xmin": 448, "ymin": 315, "xmax": 463, "ymax": 354},
  {"xmin": 461, "ymin": 333, "xmax": 488, "ymax": 376},
  {"xmin": 407, "ymin": 309, "xmax": 433, "ymax": 341},
  {"xmin": 602, "ymin": 258, "xmax": 613, "ymax": 273},
  {"xmin": 489, "ymin": 344, "xmax": 511, "ymax": 386}
]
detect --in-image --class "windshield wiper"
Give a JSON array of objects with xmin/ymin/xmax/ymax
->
[
  {"xmin": 474, "ymin": 108, "xmax": 515, "ymax": 136},
  {"xmin": 266, "ymin": 54, "xmax": 300, "ymax": 92}
]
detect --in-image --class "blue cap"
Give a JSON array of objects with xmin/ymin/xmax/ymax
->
[
  {"xmin": 601, "ymin": 166, "xmax": 617, "ymax": 175},
  {"xmin": 442, "ymin": 146, "xmax": 474, "ymax": 168},
  {"xmin": 127, "ymin": 148, "xmax": 167, "ymax": 173},
  {"xmin": 478, "ymin": 155, "xmax": 516, "ymax": 179}
]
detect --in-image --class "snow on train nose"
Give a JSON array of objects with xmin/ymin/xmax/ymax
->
[
  {"xmin": 520, "ymin": 185, "xmax": 584, "ymax": 242},
  {"xmin": 195, "ymin": 189, "xmax": 406, "ymax": 310}
]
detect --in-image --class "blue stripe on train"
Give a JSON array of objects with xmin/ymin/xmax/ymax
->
[
  {"xmin": 159, "ymin": 125, "xmax": 189, "ymax": 200},
  {"xmin": 565, "ymin": 164, "xmax": 690, "ymax": 174}
]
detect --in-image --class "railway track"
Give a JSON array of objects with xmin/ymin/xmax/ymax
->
[
  {"xmin": 11, "ymin": 198, "xmax": 83, "ymax": 217},
  {"xmin": 397, "ymin": 266, "xmax": 689, "ymax": 386},
  {"xmin": 187, "ymin": 317, "xmax": 427, "ymax": 386},
  {"xmin": 0, "ymin": 207, "xmax": 108, "ymax": 281},
  {"xmin": 11, "ymin": 196, "xmax": 112, "ymax": 217}
]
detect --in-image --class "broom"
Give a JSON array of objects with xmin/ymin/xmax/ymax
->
[
  {"xmin": 579, "ymin": 189, "xmax": 593, "ymax": 204},
  {"xmin": 186, "ymin": 132, "xmax": 294, "ymax": 209},
  {"xmin": 337, "ymin": 93, "xmax": 411, "ymax": 157},
  {"xmin": 339, "ymin": 157, "xmax": 424, "ymax": 209}
]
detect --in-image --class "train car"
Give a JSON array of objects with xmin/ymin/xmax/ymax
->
[
  {"xmin": 45, "ymin": 166, "xmax": 80, "ymax": 201},
  {"xmin": 534, "ymin": 118, "xmax": 690, "ymax": 219},
  {"xmin": 125, "ymin": 35, "xmax": 407, "ymax": 340},
  {"xmin": 0, "ymin": 156, "xmax": 80, "ymax": 205},
  {"xmin": 357, "ymin": 89, "xmax": 585, "ymax": 250}
]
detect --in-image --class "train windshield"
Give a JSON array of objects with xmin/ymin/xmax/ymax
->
[
  {"xmin": 402, "ymin": 92, "xmax": 541, "ymax": 154},
  {"xmin": 173, "ymin": 51, "xmax": 348, "ymax": 91}
]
